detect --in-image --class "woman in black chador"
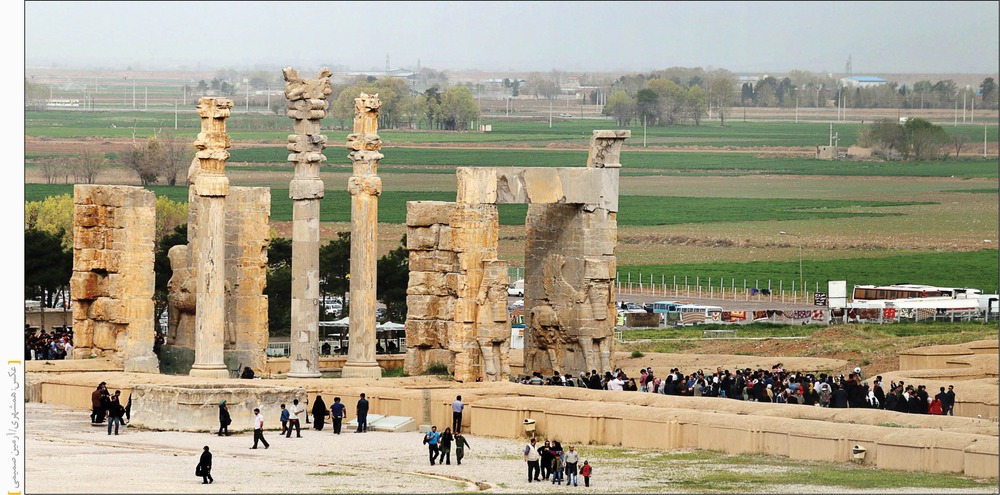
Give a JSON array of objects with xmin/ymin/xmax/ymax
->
[{"xmin": 311, "ymin": 395, "xmax": 328, "ymax": 431}]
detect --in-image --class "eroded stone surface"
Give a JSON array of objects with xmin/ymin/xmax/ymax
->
[
  {"xmin": 71, "ymin": 185, "xmax": 158, "ymax": 372},
  {"xmin": 284, "ymin": 68, "xmax": 331, "ymax": 378}
]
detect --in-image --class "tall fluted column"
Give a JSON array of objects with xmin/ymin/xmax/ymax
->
[
  {"xmin": 341, "ymin": 93, "xmax": 383, "ymax": 379},
  {"xmin": 189, "ymin": 97, "xmax": 233, "ymax": 379},
  {"xmin": 283, "ymin": 67, "xmax": 332, "ymax": 378}
]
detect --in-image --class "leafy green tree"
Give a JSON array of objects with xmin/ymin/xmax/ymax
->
[
  {"xmin": 320, "ymin": 232, "xmax": 351, "ymax": 315},
  {"xmin": 24, "ymin": 194, "xmax": 74, "ymax": 249},
  {"xmin": 24, "ymin": 228, "xmax": 72, "ymax": 305},
  {"xmin": 439, "ymin": 86, "xmax": 479, "ymax": 130},
  {"xmin": 706, "ymin": 70, "xmax": 737, "ymax": 126},
  {"xmin": 981, "ymin": 77, "xmax": 997, "ymax": 110},
  {"xmin": 858, "ymin": 118, "xmax": 907, "ymax": 159},
  {"xmin": 646, "ymin": 78, "xmax": 686, "ymax": 125},
  {"xmin": 376, "ymin": 236, "xmax": 409, "ymax": 323},
  {"xmin": 686, "ymin": 85, "xmax": 708, "ymax": 125},
  {"xmin": 904, "ymin": 118, "xmax": 948, "ymax": 160},
  {"xmin": 603, "ymin": 90, "xmax": 635, "ymax": 127},
  {"xmin": 635, "ymin": 88, "xmax": 659, "ymax": 126},
  {"xmin": 264, "ymin": 237, "xmax": 293, "ymax": 336}
]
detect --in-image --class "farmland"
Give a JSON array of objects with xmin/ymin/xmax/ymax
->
[{"xmin": 24, "ymin": 111, "xmax": 999, "ymax": 293}]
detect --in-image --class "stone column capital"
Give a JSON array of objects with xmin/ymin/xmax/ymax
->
[
  {"xmin": 289, "ymin": 178, "xmax": 325, "ymax": 200},
  {"xmin": 348, "ymin": 176, "xmax": 383, "ymax": 197}
]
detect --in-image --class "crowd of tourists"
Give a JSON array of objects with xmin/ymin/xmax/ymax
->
[
  {"xmin": 24, "ymin": 325, "xmax": 74, "ymax": 361},
  {"xmin": 520, "ymin": 364, "xmax": 957, "ymax": 415}
]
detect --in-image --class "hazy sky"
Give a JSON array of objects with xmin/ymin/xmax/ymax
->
[{"xmin": 23, "ymin": 1, "xmax": 1000, "ymax": 74}]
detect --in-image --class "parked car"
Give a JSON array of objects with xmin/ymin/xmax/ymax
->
[{"xmin": 508, "ymin": 279, "xmax": 525, "ymax": 297}]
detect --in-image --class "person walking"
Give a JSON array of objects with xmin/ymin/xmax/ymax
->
[
  {"xmin": 423, "ymin": 425, "xmax": 441, "ymax": 465},
  {"xmin": 438, "ymin": 427, "xmax": 454, "ymax": 465},
  {"xmin": 580, "ymin": 460, "xmax": 592, "ymax": 487},
  {"xmin": 451, "ymin": 395, "xmax": 465, "ymax": 433},
  {"xmin": 287, "ymin": 399, "xmax": 303, "ymax": 438},
  {"xmin": 454, "ymin": 431, "xmax": 471, "ymax": 465},
  {"xmin": 945, "ymin": 385, "xmax": 956, "ymax": 416},
  {"xmin": 106, "ymin": 390, "xmax": 124, "ymax": 435},
  {"xmin": 251, "ymin": 408, "xmax": 269, "ymax": 449},
  {"xmin": 524, "ymin": 438, "xmax": 541, "ymax": 482},
  {"xmin": 217, "ymin": 401, "xmax": 231, "ymax": 436},
  {"xmin": 330, "ymin": 397, "xmax": 346, "ymax": 434},
  {"xmin": 311, "ymin": 395, "xmax": 327, "ymax": 431},
  {"xmin": 279, "ymin": 404, "xmax": 289, "ymax": 435},
  {"xmin": 197, "ymin": 446, "xmax": 213, "ymax": 484},
  {"xmin": 355, "ymin": 393, "xmax": 369, "ymax": 433},
  {"xmin": 564, "ymin": 445, "xmax": 580, "ymax": 486}
]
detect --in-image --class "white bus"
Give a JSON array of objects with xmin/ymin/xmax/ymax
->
[{"xmin": 677, "ymin": 304, "xmax": 724, "ymax": 325}]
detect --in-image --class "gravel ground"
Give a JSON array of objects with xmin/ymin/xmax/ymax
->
[{"xmin": 25, "ymin": 403, "xmax": 997, "ymax": 494}]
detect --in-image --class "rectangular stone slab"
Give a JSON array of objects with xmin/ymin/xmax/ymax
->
[{"xmin": 456, "ymin": 167, "xmax": 619, "ymax": 211}]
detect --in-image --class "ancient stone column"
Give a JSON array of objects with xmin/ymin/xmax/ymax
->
[
  {"xmin": 189, "ymin": 97, "xmax": 233, "ymax": 379},
  {"xmin": 283, "ymin": 67, "xmax": 332, "ymax": 378},
  {"xmin": 341, "ymin": 93, "xmax": 384, "ymax": 379}
]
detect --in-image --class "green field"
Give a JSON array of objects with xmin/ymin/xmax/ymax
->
[
  {"xmin": 619, "ymin": 249, "xmax": 1000, "ymax": 294},
  {"xmin": 26, "ymin": 110, "xmax": 999, "ymax": 148},
  {"xmin": 23, "ymin": 184, "xmax": 929, "ymax": 226}
]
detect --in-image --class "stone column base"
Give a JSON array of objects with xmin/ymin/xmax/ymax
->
[
  {"xmin": 189, "ymin": 365, "xmax": 230, "ymax": 379},
  {"xmin": 123, "ymin": 356, "xmax": 160, "ymax": 374},
  {"xmin": 340, "ymin": 362, "xmax": 383, "ymax": 379},
  {"xmin": 287, "ymin": 371, "xmax": 323, "ymax": 378}
]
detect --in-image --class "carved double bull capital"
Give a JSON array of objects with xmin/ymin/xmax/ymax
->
[{"xmin": 348, "ymin": 176, "xmax": 382, "ymax": 197}]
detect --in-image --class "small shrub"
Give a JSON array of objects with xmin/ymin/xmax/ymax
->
[
  {"xmin": 631, "ymin": 350, "xmax": 645, "ymax": 358},
  {"xmin": 424, "ymin": 362, "xmax": 450, "ymax": 375}
]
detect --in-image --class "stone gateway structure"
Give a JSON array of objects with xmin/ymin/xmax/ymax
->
[
  {"xmin": 405, "ymin": 130, "xmax": 627, "ymax": 381},
  {"xmin": 70, "ymin": 184, "xmax": 159, "ymax": 372}
]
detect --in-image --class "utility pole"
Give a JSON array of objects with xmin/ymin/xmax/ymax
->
[
  {"xmin": 643, "ymin": 115, "xmax": 647, "ymax": 147},
  {"xmin": 986, "ymin": 124, "xmax": 989, "ymax": 157},
  {"xmin": 144, "ymin": 87, "xmax": 148, "ymax": 110},
  {"xmin": 174, "ymin": 98, "xmax": 178, "ymax": 130},
  {"xmin": 549, "ymin": 98, "xmax": 552, "ymax": 128},
  {"xmin": 132, "ymin": 78, "xmax": 136, "ymax": 109}
]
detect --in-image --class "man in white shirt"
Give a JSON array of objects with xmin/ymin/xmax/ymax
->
[
  {"xmin": 451, "ymin": 395, "xmax": 464, "ymax": 434},
  {"xmin": 251, "ymin": 408, "xmax": 269, "ymax": 449},
  {"xmin": 608, "ymin": 376, "xmax": 625, "ymax": 391},
  {"xmin": 286, "ymin": 399, "xmax": 303, "ymax": 438}
]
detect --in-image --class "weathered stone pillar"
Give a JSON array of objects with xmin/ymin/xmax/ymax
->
[
  {"xmin": 283, "ymin": 67, "xmax": 332, "ymax": 378},
  {"xmin": 189, "ymin": 97, "xmax": 233, "ymax": 379},
  {"xmin": 71, "ymin": 185, "xmax": 158, "ymax": 372},
  {"xmin": 342, "ymin": 93, "xmax": 383, "ymax": 379}
]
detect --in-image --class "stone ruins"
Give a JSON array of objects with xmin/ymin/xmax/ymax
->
[
  {"xmin": 70, "ymin": 185, "xmax": 159, "ymax": 372},
  {"xmin": 404, "ymin": 130, "xmax": 628, "ymax": 381},
  {"xmin": 283, "ymin": 67, "xmax": 333, "ymax": 378},
  {"xmin": 160, "ymin": 98, "xmax": 270, "ymax": 376},
  {"xmin": 341, "ymin": 93, "xmax": 385, "ymax": 379}
]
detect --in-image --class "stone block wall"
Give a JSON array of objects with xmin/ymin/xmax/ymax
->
[
  {"xmin": 71, "ymin": 185, "xmax": 158, "ymax": 372},
  {"xmin": 161, "ymin": 187, "xmax": 270, "ymax": 375},
  {"xmin": 404, "ymin": 201, "xmax": 505, "ymax": 381}
]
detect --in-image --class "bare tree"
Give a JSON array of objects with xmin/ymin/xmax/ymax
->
[
  {"xmin": 37, "ymin": 157, "xmax": 60, "ymax": 184},
  {"xmin": 951, "ymin": 134, "xmax": 968, "ymax": 158},
  {"xmin": 123, "ymin": 136, "xmax": 163, "ymax": 186},
  {"xmin": 157, "ymin": 130, "xmax": 190, "ymax": 186},
  {"xmin": 72, "ymin": 151, "xmax": 108, "ymax": 184}
]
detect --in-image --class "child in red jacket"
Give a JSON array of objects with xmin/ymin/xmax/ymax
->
[{"xmin": 580, "ymin": 460, "xmax": 592, "ymax": 487}]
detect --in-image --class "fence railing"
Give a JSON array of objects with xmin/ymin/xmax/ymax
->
[{"xmin": 615, "ymin": 275, "xmax": 818, "ymax": 305}]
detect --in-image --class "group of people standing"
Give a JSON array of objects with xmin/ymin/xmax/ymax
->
[
  {"xmin": 90, "ymin": 381, "xmax": 128, "ymax": 435},
  {"xmin": 524, "ymin": 438, "xmax": 591, "ymax": 487},
  {"xmin": 422, "ymin": 425, "xmax": 471, "ymax": 465}
]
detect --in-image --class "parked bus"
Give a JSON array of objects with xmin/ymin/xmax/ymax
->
[
  {"xmin": 677, "ymin": 304, "xmax": 723, "ymax": 325},
  {"xmin": 852, "ymin": 284, "xmax": 982, "ymax": 302}
]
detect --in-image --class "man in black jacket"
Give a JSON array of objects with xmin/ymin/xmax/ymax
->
[
  {"xmin": 945, "ymin": 385, "xmax": 956, "ymax": 416},
  {"xmin": 356, "ymin": 393, "xmax": 369, "ymax": 433},
  {"xmin": 198, "ymin": 446, "xmax": 213, "ymax": 484}
]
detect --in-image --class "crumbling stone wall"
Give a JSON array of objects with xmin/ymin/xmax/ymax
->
[
  {"xmin": 162, "ymin": 187, "xmax": 270, "ymax": 375},
  {"xmin": 404, "ymin": 201, "xmax": 509, "ymax": 382},
  {"xmin": 71, "ymin": 185, "xmax": 158, "ymax": 372}
]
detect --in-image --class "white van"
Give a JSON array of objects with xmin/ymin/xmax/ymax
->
[{"xmin": 508, "ymin": 279, "xmax": 524, "ymax": 297}]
